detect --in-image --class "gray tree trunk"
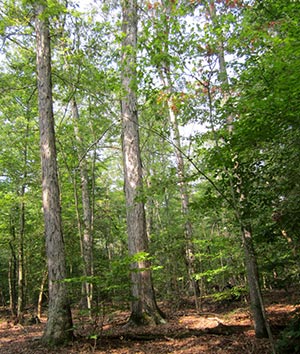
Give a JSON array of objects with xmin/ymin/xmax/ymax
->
[
  {"xmin": 37, "ymin": 269, "xmax": 48, "ymax": 319},
  {"xmin": 121, "ymin": 0, "xmax": 164, "ymax": 325},
  {"xmin": 72, "ymin": 98, "xmax": 93, "ymax": 313},
  {"xmin": 241, "ymin": 225, "xmax": 268, "ymax": 338},
  {"xmin": 35, "ymin": 3, "xmax": 73, "ymax": 345}
]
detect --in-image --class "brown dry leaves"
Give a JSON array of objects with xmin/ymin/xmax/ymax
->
[{"xmin": 0, "ymin": 291, "xmax": 297, "ymax": 354}]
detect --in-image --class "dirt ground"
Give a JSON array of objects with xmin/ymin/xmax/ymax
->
[{"xmin": 0, "ymin": 290, "xmax": 298, "ymax": 354}]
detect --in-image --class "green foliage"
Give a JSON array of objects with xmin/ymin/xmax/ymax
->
[
  {"xmin": 195, "ymin": 266, "xmax": 229, "ymax": 282},
  {"xmin": 65, "ymin": 251, "xmax": 161, "ymax": 304},
  {"xmin": 276, "ymin": 313, "xmax": 300, "ymax": 354},
  {"xmin": 0, "ymin": 0, "xmax": 299, "ymax": 323},
  {"xmin": 211, "ymin": 285, "xmax": 247, "ymax": 303}
]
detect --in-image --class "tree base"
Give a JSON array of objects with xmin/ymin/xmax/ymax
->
[{"xmin": 127, "ymin": 308, "xmax": 166, "ymax": 327}]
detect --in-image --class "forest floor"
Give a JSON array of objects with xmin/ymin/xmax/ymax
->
[{"xmin": 0, "ymin": 290, "xmax": 298, "ymax": 354}]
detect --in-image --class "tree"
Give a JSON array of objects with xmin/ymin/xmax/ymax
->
[
  {"xmin": 0, "ymin": 0, "xmax": 299, "ymax": 346},
  {"xmin": 157, "ymin": 0, "xmax": 200, "ymax": 307},
  {"xmin": 206, "ymin": 0, "xmax": 269, "ymax": 339},
  {"xmin": 231, "ymin": 0, "xmax": 300, "ymax": 286},
  {"xmin": 0, "ymin": 41, "xmax": 42, "ymax": 319},
  {"xmin": 34, "ymin": 2, "xmax": 73, "ymax": 345},
  {"xmin": 72, "ymin": 98, "xmax": 93, "ymax": 313},
  {"xmin": 120, "ymin": 0, "xmax": 164, "ymax": 325}
]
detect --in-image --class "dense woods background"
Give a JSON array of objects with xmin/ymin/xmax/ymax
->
[{"xmin": 0, "ymin": 0, "xmax": 299, "ymax": 352}]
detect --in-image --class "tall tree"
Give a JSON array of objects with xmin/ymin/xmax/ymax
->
[
  {"xmin": 155, "ymin": 0, "xmax": 200, "ymax": 307},
  {"xmin": 204, "ymin": 0, "xmax": 269, "ymax": 339},
  {"xmin": 16, "ymin": 115, "xmax": 29, "ymax": 323},
  {"xmin": 120, "ymin": 0, "xmax": 164, "ymax": 325},
  {"xmin": 34, "ymin": 2, "xmax": 73, "ymax": 345},
  {"xmin": 0, "ymin": 35, "xmax": 45, "ymax": 316},
  {"xmin": 72, "ymin": 98, "xmax": 93, "ymax": 313}
]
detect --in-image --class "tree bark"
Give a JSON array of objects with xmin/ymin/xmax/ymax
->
[
  {"xmin": 208, "ymin": 0, "xmax": 270, "ymax": 340},
  {"xmin": 37, "ymin": 269, "xmax": 48, "ymax": 319},
  {"xmin": 241, "ymin": 225, "xmax": 268, "ymax": 338},
  {"xmin": 72, "ymin": 98, "xmax": 93, "ymax": 313},
  {"xmin": 121, "ymin": 0, "xmax": 164, "ymax": 325},
  {"xmin": 35, "ymin": 3, "xmax": 73, "ymax": 345}
]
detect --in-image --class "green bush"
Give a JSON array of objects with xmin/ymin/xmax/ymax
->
[{"xmin": 276, "ymin": 314, "xmax": 300, "ymax": 354}]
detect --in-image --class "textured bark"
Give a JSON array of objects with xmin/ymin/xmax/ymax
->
[
  {"xmin": 35, "ymin": 3, "xmax": 73, "ymax": 345},
  {"xmin": 208, "ymin": 0, "xmax": 270, "ymax": 340},
  {"xmin": 72, "ymin": 98, "xmax": 93, "ymax": 313},
  {"xmin": 121, "ymin": 0, "xmax": 164, "ymax": 325},
  {"xmin": 241, "ymin": 226, "xmax": 268, "ymax": 338}
]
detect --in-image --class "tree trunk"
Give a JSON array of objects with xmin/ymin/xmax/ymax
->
[
  {"xmin": 72, "ymin": 98, "xmax": 93, "ymax": 313},
  {"xmin": 157, "ymin": 0, "xmax": 200, "ymax": 308},
  {"xmin": 208, "ymin": 0, "xmax": 270, "ymax": 341},
  {"xmin": 17, "ymin": 192, "xmax": 25, "ymax": 323},
  {"xmin": 35, "ymin": 3, "xmax": 73, "ymax": 345},
  {"xmin": 37, "ymin": 269, "xmax": 48, "ymax": 319},
  {"xmin": 17, "ymin": 114, "xmax": 30, "ymax": 323},
  {"xmin": 162, "ymin": 78, "xmax": 200, "ymax": 305},
  {"xmin": 9, "ymin": 211, "xmax": 18, "ymax": 317},
  {"xmin": 241, "ymin": 225, "xmax": 268, "ymax": 338},
  {"xmin": 121, "ymin": 0, "xmax": 164, "ymax": 325},
  {"xmin": 8, "ymin": 233, "xmax": 17, "ymax": 317}
]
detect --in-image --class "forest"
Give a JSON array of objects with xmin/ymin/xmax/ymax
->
[{"xmin": 0, "ymin": 0, "xmax": 299, "ymax": 353}]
